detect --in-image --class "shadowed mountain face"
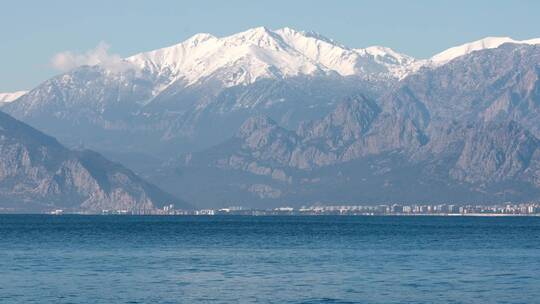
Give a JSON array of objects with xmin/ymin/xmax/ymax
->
[
  {"xmin": 0, "ymin": 111, "xmax": 187, "ymax": 213},
  {"xmin": 386, "ymin": 44, "xmax": 540, "ymax": 135},
  {"xmin": 3, "ymin": 31, "xmax": 540, "ymax": 208},
  {"xmin": 154, "ymin": 96, "xmax": 540, "ymax": 208},
  {"xmin": 152, "ymin": 44, "xmax": 540, "ymax": 208}
]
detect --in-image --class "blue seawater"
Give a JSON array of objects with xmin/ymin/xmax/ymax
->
[{"xmin": 0, "ymin": 215, "xmax": 539, "ymax": 303}]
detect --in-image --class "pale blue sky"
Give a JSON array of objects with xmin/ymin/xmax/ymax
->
[{"xmin": 1, "ymin": 0, "xmax": 540, "ymax": 91}]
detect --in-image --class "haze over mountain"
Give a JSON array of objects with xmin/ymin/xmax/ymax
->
[
  {"xmin": 0, "ymin": 111, "xmax": 187, "ymax": 212},
  {"xmin": 3, "ymin": 27, "xmax": 540, "ymax": 209}
]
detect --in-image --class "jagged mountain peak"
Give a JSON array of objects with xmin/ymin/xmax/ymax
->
[
  {"xmin": 236, "ymin": 115, "xmax": 300, "ymax": 152},
  {"xmin": 220, "ymin": 26, "xmax": 292, "ymax": 50},
  {"xmin": 238, "ymin": 115, "xmax": 281, "ymax": 137},
  {"xmin": 297, "ymin": 95, "xmax": 381, "ymax": 144},
  {"xmin": 127, "ymin": 26, "xmax": 327, "ymax": 88},
  {"xmin": 184, "ymin": 32, "xmax": 218, "ymax": 45},
  {"xmin": 277, "ymin": 27, "xmax": 343, "ymax": 47},
  {"xmin": 126, "ymin": 26, "xmax": 421, "ymax": 89},
  {"xmin": 362, "ymin": 46, "xmax": 416, "ymax": 65}
]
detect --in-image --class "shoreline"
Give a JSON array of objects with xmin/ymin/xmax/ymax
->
[{"xmin": 1, "ymin": 213, "xmax": 539, "ymax": 217}]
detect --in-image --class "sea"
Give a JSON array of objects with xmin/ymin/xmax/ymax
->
[{"xmin": 0, "ymin": 215, "xmax": 539, "ymax": 303}]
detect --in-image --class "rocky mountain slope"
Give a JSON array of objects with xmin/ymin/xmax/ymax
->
[
  {"xmin": 152, "ymin": 43, "xmax": 540, "ymax": 208},
  {"xmin": 0, "ymin": 110, "xmax": 187, "ymax": 212},
  {"xmin": 3, "ymin": 28, "xmax": 540, "ymax": 208},
  {"xmin": 159, "ymin": 99, "xmax": 540, "ymax": 208}
]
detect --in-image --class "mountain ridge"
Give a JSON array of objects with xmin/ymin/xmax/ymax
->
[{"xmin": 3, "ymin": 28, "xmax": 540, "ymax": 208}]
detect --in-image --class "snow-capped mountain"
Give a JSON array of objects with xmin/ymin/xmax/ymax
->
[
  {"xmin": 126, "ymin": 26, "xmax": 419, "ymax": 93},
  {"xmin": 4, "ymin": 27, "xmax": 540, "ymax": 207},
  {"xmin": 5, "ymin": 27, "xmax": 421, "ymax": 156},
  {"xmin": 430, "ymin": 36, "xmax": 540, "ymax": 65},
  {"xmin": 161, "ymin": 42, "xmax": 540, "ymax": 207},
  {"xmin": 125, "ymin": 31, "xmax": 540, "ymax": 89},
  {"xmin": 0, "ymin": 91, "xmax": 27, "ymax": 104},
  {"xmin": 5, "ymin": 27, "xmax": 540, "ymax": 162}
]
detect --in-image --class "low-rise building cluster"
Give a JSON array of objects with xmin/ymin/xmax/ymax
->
[
  {"xmin": 292, "ymin": 203, "xmax": 540, "ymax": 215},
  {"xmin": 165, "ymin": 202, "xmax": 540, "ymax": 216},
  {"xmin": 69, "ymin": 202, "xmax": 540, "ymax": 216}
]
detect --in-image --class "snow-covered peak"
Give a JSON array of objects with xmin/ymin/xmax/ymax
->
[
  {"xmin": 230, "ymin": 26, "xmax": 283, "ymax": 47},
  {"xmin": 274, "ymin": 27, "xmax": 362, "ymax": 76},
  {"xmin": 278, "ymin": 27, "xmax": 343, "ymax": 48},
  {"xmin": 430, "ymin": 36, "xmax": 540, "ymax": 65},
  {"xmin": 355, "ymin": 46, "xmax": 423, "ymax": 79},
  {"xmin": 184, "ymin": 33, "xmax": 217, "ymax": 46},
  {"xmin": 0, "ymin": 91, "xmax": 27, "ymax": 104},
  {"xmin": 127, "ymin": 27, "xmax": 326, "ymax": 88},
  {"xmin": 126, "ymin": 27, "xmax": 420, "ymax": 89},
  {"xmin": 362, "ymin": 46, "xmax": 415, "ymax": 65}
]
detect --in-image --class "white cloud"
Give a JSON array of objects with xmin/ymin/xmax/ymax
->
[{"xmin": 50, "ymin": 42, "xmax": 137, "ymax": 73}]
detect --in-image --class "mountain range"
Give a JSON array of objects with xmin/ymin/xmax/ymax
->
[{"xmin": 2, "ymin": 27, "xmax": 540, "ymax": 210}]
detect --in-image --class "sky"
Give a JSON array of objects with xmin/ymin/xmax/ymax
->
[{"xmin": 1, "ymin": 0, "xmax": 540, "ymax": 92}]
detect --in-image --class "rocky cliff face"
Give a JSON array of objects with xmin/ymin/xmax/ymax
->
[
  {"xmin": 0, "ymin": 111, "xmax": 186, "ymax": 212},
  {"xmin": 204, "ymin": 95, "xmax": 427, "ymax": 171},
  {"xmin": 449, "ymin": 121, "xmax": 540, "ymax": 185},
  {"xmin": 202, "ymin": 102, "xmax": 539, "ymax": 180}
]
